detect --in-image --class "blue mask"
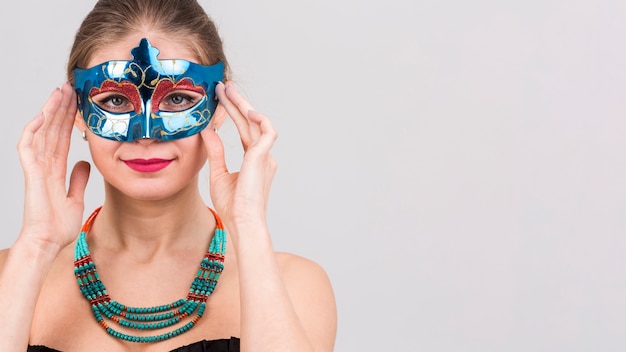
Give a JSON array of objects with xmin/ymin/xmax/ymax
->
[{"xmin": 73, "ymin": 38, "xmax": 224, "ymax": 142}]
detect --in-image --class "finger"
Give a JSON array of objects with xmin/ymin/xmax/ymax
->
[
  {"xmin": 200, "ymin": 127, "xmax": 229, "ymax": 179},
  {"xmin": 53, "ymin": 82, "xmax": 78, "ymax": 159},
  {"xmin": 17, "ymin": 112, "xmax": 45, "ymax": 168},
  {"xmin": 67, "ymin": 160, "xmax": 90, "ymax": 203},
  {"xmin": 224, "ymin": 82, "xmax": 261, "ymax": 141},
  {"xmin": 215, "ymin": 81, "xmax": 251, "ymax": 148},
  {"xmin": 43, "ymin": 84, "xmax": 75, "ymax": 180},
  {"xmin": 46, "ymin": 83, "xmax": 70, "ymax": 145},
  {"xmin": 35, "ymin": 88, "xmax": 63, "ymax": 153},
  {"xmin": 247, "ymin": 110, "xmax": 278, "ymax": 154},
  {"xmin": 19, "ymin": 113, "xmax": 54, "ymax": 214}
]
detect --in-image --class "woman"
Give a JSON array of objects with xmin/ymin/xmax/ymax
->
[{"xmin": 0, "ymin": 0, "xmax": 337, "ymax": 351}]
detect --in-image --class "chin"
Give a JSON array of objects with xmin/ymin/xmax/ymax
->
[{"xmin": 108, "ymin": 179, "xmax": 182, "ymax": 201}]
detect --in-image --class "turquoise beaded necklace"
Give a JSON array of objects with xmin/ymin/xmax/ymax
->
[{"xmin": 74, "ymin": 206, "xmax": 226, "ymax": 343}]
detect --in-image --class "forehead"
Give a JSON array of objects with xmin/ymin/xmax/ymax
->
[{"xmin": 87, "ymin": 33, "xmax": 198, "ymax": 68}]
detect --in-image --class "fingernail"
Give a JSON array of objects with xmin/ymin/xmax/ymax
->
[{"xmin": 214, "ymin": 82, "xmax": 223, "ymax": 100}]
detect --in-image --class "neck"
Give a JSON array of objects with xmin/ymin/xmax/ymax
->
[{"xmin": 87, "ymin": 193, "xmax": 216, "ymax": 261}]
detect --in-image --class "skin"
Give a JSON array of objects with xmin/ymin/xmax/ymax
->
[{"xmin": 0, "ymin": 32, "xmax": 337, "ymax": 351}]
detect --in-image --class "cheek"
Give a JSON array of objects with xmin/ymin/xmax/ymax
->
[
  {"xmin": 87, "ymin": 137, "xmax": 120, "ymax": 168},
  {"xmin": 178, "ymin": 135, "xmax": 208, "ymax": 167}
]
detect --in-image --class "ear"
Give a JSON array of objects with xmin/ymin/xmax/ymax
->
[{"xmin": 74, "ymin": 111, "xmax": 87, "ymax": 131}]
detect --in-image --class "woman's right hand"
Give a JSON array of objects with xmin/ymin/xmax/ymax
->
[{"xmin": 16, "ymin": 82, "xmax": 90, "ymax": 251}]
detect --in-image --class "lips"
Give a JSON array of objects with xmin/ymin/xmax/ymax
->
[{"xmin": 124, "ymin": 158, "xmax": 173, "ymax": 172}]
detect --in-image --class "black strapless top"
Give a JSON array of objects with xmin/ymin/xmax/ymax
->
[{"xmin": 27, "ymin": 337, "xmax": 240, "ymax": 352}]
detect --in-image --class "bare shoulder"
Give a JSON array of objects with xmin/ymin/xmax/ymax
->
[
  {"xmin": 275, "ymin": 252, "xmax": 336, "ymax": 293},
  {"xmin": 276, "ymin": 252, "xmax": 337, "ymax": 350},
  {"xmin": 276, "ymin": 252, "xmax": 330, "ymax": 277},
  {"xmin": 0, "ymin": 248, "xmax": 9, "ymax": 270}
]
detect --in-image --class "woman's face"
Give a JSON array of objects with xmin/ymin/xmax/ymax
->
[{"xmin": 77, "ymin": 33, "xmax": 210, "ymax": 201}]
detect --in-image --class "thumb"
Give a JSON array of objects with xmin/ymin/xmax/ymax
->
[
  {"xmin": 67, "ymin": 160, "xmax": 90, "ymax": 202},
  {"xmin": 200, "ymin": 127, "xmax": 229, "ymax": 179}
]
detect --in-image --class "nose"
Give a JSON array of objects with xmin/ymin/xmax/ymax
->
[{"xmin": 134, "ymin": 137, "xmax": 158, "ymax": 146}]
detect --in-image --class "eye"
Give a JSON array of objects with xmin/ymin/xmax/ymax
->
[
  {"xmin": 171, "ymin": 95, "xmax": 185, "ymax": 105},
  {"xmin": 110, "ymin": 96, "xmax": 125, "ymax": 106},
  {"xmin": 159, "ymin": 90, "xmax": 203, "ymax": 112},
  {"xmin": 92, "ymin": 92, "xmax": 135, "ymax": 113}
]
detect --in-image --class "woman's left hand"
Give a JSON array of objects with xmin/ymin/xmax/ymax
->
[
  {"xmin": 202, "ymin": 83, "xmax": 335, "ymax": 352},
  {"xmin": 201, "ymin": 81, "xmax": 278, "ymax": 230}
]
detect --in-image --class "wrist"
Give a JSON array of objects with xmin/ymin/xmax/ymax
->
[
  {"xmin": 226, "ymin": 221, "xmax": 272, "ymax": 248},
  {"xmin": 11, "ymin": 236, "xmax": 63, "ymax": 262},
  {"xmin": 227, "ymin": 220, "xmax": 269, "ymax": 237}
]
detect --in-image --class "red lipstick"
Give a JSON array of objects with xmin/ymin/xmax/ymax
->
[{"xmin": 124, "ymin": 158, "xmax": 172, "ymax": 172}]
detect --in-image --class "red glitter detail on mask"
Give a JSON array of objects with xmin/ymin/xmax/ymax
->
[
  {"xmin": 89, "ymin": 81, "xmax": 142, "ymax": 114},
  {"xmin": 151, "ymin": 78, "xmax": 206, "ymax": 112}
]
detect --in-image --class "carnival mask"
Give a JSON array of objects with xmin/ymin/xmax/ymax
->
[{"xmin": 73, "ymin": 38, "xmax": 224, "ymax": 142}]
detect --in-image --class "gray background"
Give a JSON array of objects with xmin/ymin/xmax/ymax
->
[{"xmin": 1, "ymin": 0, "xmax": 625, "ymax": 351}]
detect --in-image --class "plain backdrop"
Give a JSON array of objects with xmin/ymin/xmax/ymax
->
[{"xmin": 1, "ymin": 0, "xmax": 625, "ymax": 351}]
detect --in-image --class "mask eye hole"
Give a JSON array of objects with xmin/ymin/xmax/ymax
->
[
  {"xmin": 159, "ymin": 90, "xmax": 204, "ymax": 112},
  {"xmin": 92, "ymin": 92, "xmax": 135, "ymax": 113},
  {"xmin": 89, "ymin": 81, "xmax": 142, "ymax": 114},
  {"xmin": 152, "ymin": 78, "xmax": 206, "ymax": 113}
]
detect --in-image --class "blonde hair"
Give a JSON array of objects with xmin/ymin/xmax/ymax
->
[{"xmin": 67, "ymin": 0, "xmax": 230, "ymax": 84}]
